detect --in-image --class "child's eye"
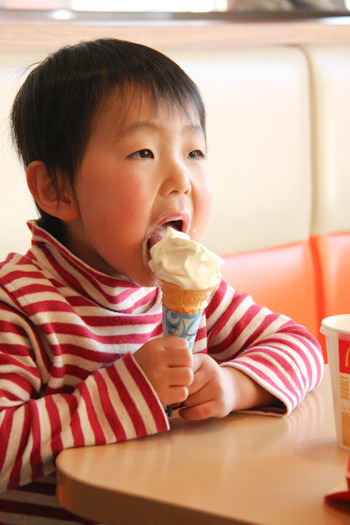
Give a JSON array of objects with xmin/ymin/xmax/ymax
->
[
  {"xmin": 130, "ymin": 149, "xmax": 153, "ymax": 159},
  {"xmin": 188, "ymin": 150, "xmax": 206, "ymax": 160}
]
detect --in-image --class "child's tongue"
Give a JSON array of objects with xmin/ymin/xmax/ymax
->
[
  {"xmin": 148, "ymin": 225, "xmax": 169, "ymax": 256},
  {"xmin": 148, "ymin": 220, "xmax": 184, "ymax": 259}
]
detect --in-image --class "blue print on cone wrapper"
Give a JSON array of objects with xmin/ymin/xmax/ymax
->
[{"xmin": 162, "ymin": 307, "xmax": 203, "ymax": 351}]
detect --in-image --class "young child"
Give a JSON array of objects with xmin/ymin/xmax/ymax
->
[{"xmin": 0, "ymin": 38, "xmax": 323, "ymax": 523}]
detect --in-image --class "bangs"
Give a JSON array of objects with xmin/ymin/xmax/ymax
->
[{"xmin": 99, "ymin": 77, "xmax": 205, "ymax": 140}]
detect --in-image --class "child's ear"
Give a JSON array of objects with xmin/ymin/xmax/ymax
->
[{"xmin": 26, "ymin": 161, "xmax": 80, "ymax": 222}]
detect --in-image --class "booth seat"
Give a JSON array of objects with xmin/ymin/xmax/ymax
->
[
  {"xmin": 311, "ymin": 233, "xmax": 350, "ymax": 323},
  {"xmin": 1, "ymin": 44, "xmax": 350, "ymax": 363},
  {"xmin": 221, "ymin": 240, "xmax": 320, "ymax": 345},
  {"xmin": 219, "ymin": 234, "xmax": 350, "ymax": 364}
]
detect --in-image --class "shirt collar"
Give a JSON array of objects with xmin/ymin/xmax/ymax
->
[{"xmin": 27, "ymin": 220, "xmax": 160, "ymax": 314}]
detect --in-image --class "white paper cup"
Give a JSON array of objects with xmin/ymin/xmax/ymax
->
[{"xmin": 321, "ymin": 314, "xmax": 350, "ymax": 451}]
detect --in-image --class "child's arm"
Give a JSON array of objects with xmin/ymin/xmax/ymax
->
[
  {"xmin": 180, "ymin": 354, "xmax": 277, "ymax": 421},
  {"xmin": 184, "ymin": 280, "xmax": 324, "ymax": 420},
  {"xmin": 0, "ymin": 304, "xmax": 183, "ymax": 491}
]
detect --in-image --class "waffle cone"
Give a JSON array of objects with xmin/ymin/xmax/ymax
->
[{"xmin": 160, "ymin": 280, "xmax": 214, "ymax": 314}]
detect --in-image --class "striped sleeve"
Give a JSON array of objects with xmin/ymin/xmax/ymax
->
[
  {"xmin": 205, "ymin": 280, "xmax": 324, "ymax": 415},
  {"xmin": 0, "ymin": 303, "xmax": 169, "ymax": 492}
]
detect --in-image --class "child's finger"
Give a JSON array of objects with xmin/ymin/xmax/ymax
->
[
  {"xmin": 179, "ymin": 400, "xmax": 215, "ymax": 421},
  {"xmin": 167, "ymin": 366, "xmax": 193, "ymax": 387}
]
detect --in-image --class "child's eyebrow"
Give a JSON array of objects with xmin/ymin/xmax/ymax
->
[{"xmin": 120, "ymin": 121, "xmax": 204, "ymax": 137}]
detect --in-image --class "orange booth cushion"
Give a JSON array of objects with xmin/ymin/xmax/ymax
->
[
  {"xmin": 311, "ymin": 233, "xmax": 350, "ymax": 320},
  {"xmin": 221, "ymin": 241, "xmax": 321, "ymax": 347}
]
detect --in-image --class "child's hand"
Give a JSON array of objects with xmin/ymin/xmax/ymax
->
[
  {"xmin": 179, "ymin": 354, "xmax": 235, "ymax": 421},
  {"xmin": 179, "ymin": 354, "xmax": 277, "ymax": 421},
  {"xmin": 134, "ymin": 337, "xmax": 194, "ymax": 409}
]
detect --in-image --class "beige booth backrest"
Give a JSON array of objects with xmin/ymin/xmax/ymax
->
[
  {"xmin": 305, "ymin": 45, "xmax": 350, "ymax": 237},
  {"xmin": 176, "ymin": 46, "xmax": 312, "ymax": 255}
]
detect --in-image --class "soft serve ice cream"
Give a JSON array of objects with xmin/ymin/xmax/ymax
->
[
  {"xmin": 149, "ymin": 227, "xmax": 223, "ymax": 293},
  {"xmin": 149, "ymin": 228, "xmax": 223, "ymax": 347}
]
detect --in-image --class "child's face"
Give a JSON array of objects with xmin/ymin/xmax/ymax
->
[{"xmin": 67, "ymin": 88, "xmax": 212, "ymax": 286}]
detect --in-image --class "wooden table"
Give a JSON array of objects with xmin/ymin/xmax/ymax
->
[{"xmin": 56, "ymin": 365, "xmax": 350, "ymax": 524}]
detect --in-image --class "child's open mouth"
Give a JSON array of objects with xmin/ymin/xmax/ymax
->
[{"xmin": 147, "ymin": 220, "xmax": 184, "ymax": 261}]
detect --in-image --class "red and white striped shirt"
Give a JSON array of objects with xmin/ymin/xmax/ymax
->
[{"xmin": 0, "ymin": 221, "xmax": 324, "ymax": 522}]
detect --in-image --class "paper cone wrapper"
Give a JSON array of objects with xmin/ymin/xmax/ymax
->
[
  {"xmin": 160, "ymin": 280, "xmax": 214, "ymax": 351},
  {"xmin": 162, "ymin": 308, "xmax": 203, "ymax": 351}
]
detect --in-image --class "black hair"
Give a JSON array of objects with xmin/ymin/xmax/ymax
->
[{"xmin": 10, "ymin": 38, "xmax": 206, "ymax": 238}]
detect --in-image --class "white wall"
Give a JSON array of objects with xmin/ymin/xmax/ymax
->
[{"xmin": 0, "ymin": 51, "xmax": 44, "ymax": 260}]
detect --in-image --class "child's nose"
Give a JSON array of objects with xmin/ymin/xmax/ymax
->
[{"xmin": 163, "ymin": 160, "xmax": 191, "ymax": 195}]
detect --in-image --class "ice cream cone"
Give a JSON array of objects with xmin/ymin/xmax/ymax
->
[
  {"xmin": 159, "ymin": 279, "xmax": 213, "ymax": 315},
  {"xmin": 160, "ymin": 279, "xmax": 216, "ymax": 353},
  {"xmin": 148, "ymin": 228, "xmax": 223, "ymax": 416}
]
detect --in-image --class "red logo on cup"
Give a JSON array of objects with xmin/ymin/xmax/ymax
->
[{"xmin": 339, "ymin": 339, "xmax": 350, "ymax": 374}]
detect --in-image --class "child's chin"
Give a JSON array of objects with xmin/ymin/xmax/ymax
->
[
  {"xmin": 133, "ymin": 269, "xmax": 159, "ymax": 288},
  {"xmin": 143, "ymin": 275, "xmax": 159, "ymax": 288}
]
